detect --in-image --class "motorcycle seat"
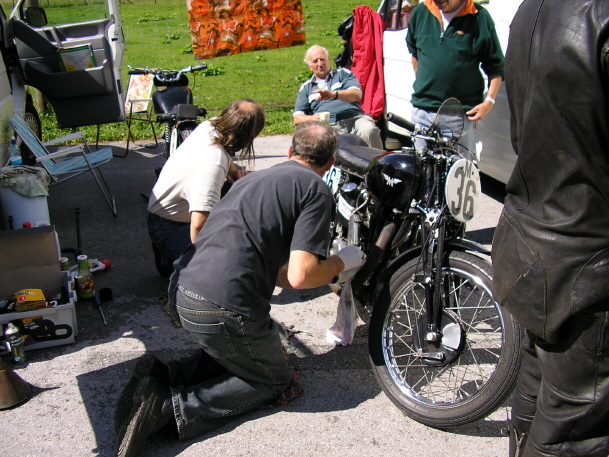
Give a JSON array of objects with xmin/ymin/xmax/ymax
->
[
  {"xmin": 336, "ymin": 144, "xmax": 387, "ymax": 178},
  {"xmin": 338, "ymin": 133, "xmax": 368, "ymax": 147}
]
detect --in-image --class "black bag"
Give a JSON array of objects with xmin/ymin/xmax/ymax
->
[{"xmin": 334, "ymin": 15, "xmax": 354, "ymax": 69}]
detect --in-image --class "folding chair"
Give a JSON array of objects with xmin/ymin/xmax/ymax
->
[
  {"xmin": 10, "ymin": 116, "xmax": 117, "ymax": 217},
  {"xmin": 120, "ymin": 72, "xmax": 157, "ymax": 158}
]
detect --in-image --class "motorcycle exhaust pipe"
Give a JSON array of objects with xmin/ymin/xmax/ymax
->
[{"xmin": 352, "ymin": 222, "xmax": 396, "ymax": 294}]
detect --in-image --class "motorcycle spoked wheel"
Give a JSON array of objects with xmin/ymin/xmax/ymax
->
[{"xmin": 369, "ymin": 250, "xmax": 523, "ymax": 428}]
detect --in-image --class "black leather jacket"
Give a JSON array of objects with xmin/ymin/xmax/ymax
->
[{"xmin": 492, "ymin": 0, "xmax": 609, "ymax": 343}]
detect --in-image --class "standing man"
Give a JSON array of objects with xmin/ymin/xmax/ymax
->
[
  {"xmin": 492, "ymin": 1, "xmax": 609, "ymax": 456},
  {"xmin": 406, "ymin": 0, "xmax": 503, "ymax": 158},
  {"xmin": 115, "ymin": 121, "xmax": 366, "ymax": 456},
  {"xmin": 147, "ymin": 99, "xmax": 264, "ymax": 277},
  {"xmin": 294, "ymin": 45, "xmax": 383, "ymax": 150}
]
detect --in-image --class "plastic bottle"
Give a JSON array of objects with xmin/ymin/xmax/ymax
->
[
  {"xmin": 76, "ymin": 254, "xmax": 95, "ymax": 300},
  {"xmin": 8, "ymin": 138, "xmax": 21, "ymax": 165},
  {"xmin": 4, "ymin": 323, "xmax": 26, "ymax": 364}
]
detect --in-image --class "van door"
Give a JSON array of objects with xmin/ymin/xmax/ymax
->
[
  {"xmin": 8, "ymin": 0, "xmax": 125, "ymax": 129},
  {"xmin": 0, "ymin": 4, "xmax": 14, "ymax": 165}
]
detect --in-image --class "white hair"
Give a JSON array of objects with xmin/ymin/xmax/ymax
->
[{"xmin": 304, "ymin": 45, "xmax": 329, "ymax": 65}]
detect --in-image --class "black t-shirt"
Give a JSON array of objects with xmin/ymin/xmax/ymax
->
[{"xmin": 174, "ymin": 160, "xmax": 334, "ymax": 321}]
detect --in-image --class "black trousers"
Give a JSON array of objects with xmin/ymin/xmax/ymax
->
[{"xmin": 510, "ymin": 299, "xmax": 609, "ymax": 457}]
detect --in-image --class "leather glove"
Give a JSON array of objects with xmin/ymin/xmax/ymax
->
[{"xmin": 335, "ymin": 245, "xmax": 365, "ymax": 284}]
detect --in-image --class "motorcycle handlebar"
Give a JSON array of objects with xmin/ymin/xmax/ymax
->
[
  {"xmin": 127, "ymin": 63, "xmax": 208, "ymax": 77},
  {"xmin": 386, "ymin": 112, "xmax": 416, "ymax": 133}
]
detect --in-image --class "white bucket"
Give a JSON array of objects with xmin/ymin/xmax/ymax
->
[{"xmin": 0, "ymin": 187, "xmax": 50, "ymax": 230}]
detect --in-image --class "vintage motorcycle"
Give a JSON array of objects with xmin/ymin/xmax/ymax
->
[
  {"xmin": 325, "ymin": 98, "xmax": 523, "ymax": 428},
  {"xmin": 127, "ymin": 64, "xmax": 208, "ymax": 158}
]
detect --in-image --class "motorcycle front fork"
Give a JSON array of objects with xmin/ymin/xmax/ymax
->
[{"xmin": 420, "ymin": 220, "xmax": 446, "ymax": 343}]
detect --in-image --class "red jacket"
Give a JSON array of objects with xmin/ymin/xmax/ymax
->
[{"xmin": 350, "ymin": 5, "xmax": 385, "ymax": 119}]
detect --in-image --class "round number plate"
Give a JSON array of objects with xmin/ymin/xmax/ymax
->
[
  {"xmin": 323, "ymin": 165, "xmax": 341, "ymax": 194},
  {"xmin": 445, "ymin": 159, "xmax": 481, "ymax": 223}
]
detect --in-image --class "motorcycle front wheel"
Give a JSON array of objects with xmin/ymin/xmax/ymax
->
[{"xmin": 369, "ymin": 250, "xmax": 523, "ymax": 428}]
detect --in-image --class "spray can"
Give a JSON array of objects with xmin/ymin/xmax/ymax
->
[{"xmin": 4, "ymin": 323, "xmax": 26, "ymax": 364}]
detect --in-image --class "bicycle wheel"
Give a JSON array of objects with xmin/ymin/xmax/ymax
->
[{"xmin": 369, "ymin": 250, "xmax": 523, "ymax": 428}]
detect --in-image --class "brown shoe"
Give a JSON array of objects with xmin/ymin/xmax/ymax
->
[
  {"xmin": 116, "ymin": 376, "xmax": 173, "ymax": 457},
  {"xmin": 114, "ymin": 355, "xmax": 170, "ymax": 435}
]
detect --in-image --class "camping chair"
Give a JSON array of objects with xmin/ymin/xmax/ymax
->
[{"xmin": 10, "ymin": 116, "xmax": 117, "ymax": 217}]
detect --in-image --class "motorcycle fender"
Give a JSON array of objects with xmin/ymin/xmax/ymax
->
[{"xmin": 371, "ymin": 238, "xmax": 490, "ymax": 299}]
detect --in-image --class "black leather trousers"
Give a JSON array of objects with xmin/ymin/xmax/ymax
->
[{"xmin": 509, "ymin": 299, "xmax": 609, "ymax": 457}]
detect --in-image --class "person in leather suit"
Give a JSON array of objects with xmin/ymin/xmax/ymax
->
[{"xmin": 491, "ymin": 1, "xmax": 609, "ymax": 456}]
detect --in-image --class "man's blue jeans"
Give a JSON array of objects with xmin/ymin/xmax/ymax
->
[
  {"xmin": 166, "ymin": 279, "xmax": 293, "ymax": 441},
  {"xmin": 147, "ymin": 212, "xmax": 191, "ymax": 277}
]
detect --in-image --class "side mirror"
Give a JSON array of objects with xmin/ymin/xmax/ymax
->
[{"xmin": 23, "ymin": 7, "xmax": 48, "ymax": 27}]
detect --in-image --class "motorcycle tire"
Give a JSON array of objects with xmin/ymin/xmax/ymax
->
[{"xmin": 369, "ymin": 250, "xmax": 523, "ymax": 428}]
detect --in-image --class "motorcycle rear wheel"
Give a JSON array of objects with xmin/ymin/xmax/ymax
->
[{"xmin": 369, "ymin": 250, "xmax": 523, "ymax": 428}]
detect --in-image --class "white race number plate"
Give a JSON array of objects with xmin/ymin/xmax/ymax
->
[
  {"xmin": 323, "ymin": 165, "xmax": 341, "ymax": 195},
  {"xmin": 444, "ymin": 159, "xmax": 480, "ymax": 223}
]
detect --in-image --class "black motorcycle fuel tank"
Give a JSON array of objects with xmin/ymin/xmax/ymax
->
[
  {"xmin": 152, "ymin": 86, "xmax": 193, "ymax": 115},
  {"xmin": 366, "ymin": 152, "xmax": 422, "ymax": 210}
]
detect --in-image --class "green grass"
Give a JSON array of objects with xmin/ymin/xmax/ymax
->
[{"xmin": 16, "ymin": 0, "xmax": 378, "ymax": 142}]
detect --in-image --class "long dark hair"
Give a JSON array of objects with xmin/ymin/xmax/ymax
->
[{"xmin": 210, "ymin": 99, "xmax": 265, "ymax": 161}]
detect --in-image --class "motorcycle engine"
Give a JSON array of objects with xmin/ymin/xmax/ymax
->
[
  {"xmin": 336, "ymin": 182, "xmax": 360, "ymax": 227},
  {"xmin": 330, "ymin": 182, "xmax": 366, "ymax": 258}
]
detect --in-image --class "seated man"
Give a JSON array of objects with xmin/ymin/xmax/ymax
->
[
  {"xmin": 293, "ymin": 44, "xmax": 383, "ymax": 150},
  {"xmin": 115, "ymin": 121, "xmax": 366, "ymax": 455},
  {"xmin": 147, "ymin": 99, "xmax": 265, "ymax": 277}
]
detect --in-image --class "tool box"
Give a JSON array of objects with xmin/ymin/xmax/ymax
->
[{"xmin": 0, "ymin": 226, "xmax": 78, "ymax": 351}]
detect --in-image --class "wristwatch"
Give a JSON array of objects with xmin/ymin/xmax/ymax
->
[{"xmin": 334, "ymin": 91, "xmax": 339, "ymax": 100}]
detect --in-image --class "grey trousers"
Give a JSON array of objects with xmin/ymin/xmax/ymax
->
[{"xmin": 332, "ymin": 114, "xmax": 383, "ymax": 150}]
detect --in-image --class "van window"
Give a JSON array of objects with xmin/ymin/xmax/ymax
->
[
  {"xmin": 0, "ymin": 0, "xmax": 108, "ymax": 25},
  {"xmin": 379, "ymin": 0, "xmax": 416, "ymax": 31}
]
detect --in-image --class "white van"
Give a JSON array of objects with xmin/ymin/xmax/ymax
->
[
  {"xmin": 0, "ymin": 0, "xmax": 125, "ymax": 166},
  {"xmin": 380, "ymin": 0, "xmax": 523, "ymax": 184}
]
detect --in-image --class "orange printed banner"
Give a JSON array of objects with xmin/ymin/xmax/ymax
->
[{"xmin": 187, "ymin": 0, "xmax": 306, "ymax": 59}]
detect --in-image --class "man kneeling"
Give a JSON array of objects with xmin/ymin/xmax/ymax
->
[{"xmin": 115, "ymin": 121, "xmax": 366, "ymax": 456}]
